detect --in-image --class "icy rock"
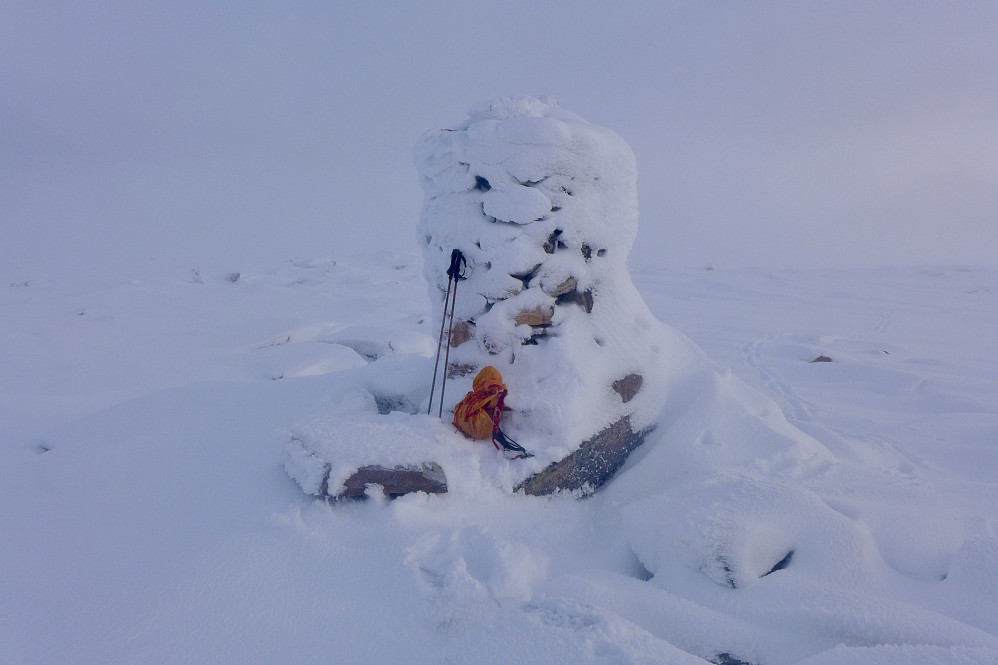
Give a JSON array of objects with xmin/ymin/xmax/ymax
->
[{"xmin": 416, "ymin": 95, "xmax": 671, "ymax": 493}]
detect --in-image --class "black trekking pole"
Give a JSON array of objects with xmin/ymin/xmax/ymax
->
[
  {"xmin": 427, "ymin": 273, "xmax": 454, "ymax": 415},
  {"xmin": 437, "ymin": 249, "xmax": 466, "ymax": 418},
  {"xmin": 427, "ymin": 249, "xmax": 466, "ymax": 417}
]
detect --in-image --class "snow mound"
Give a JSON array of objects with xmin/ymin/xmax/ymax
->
[{"xmin": 620, "ymin": 478, "xmax": 877, "ymax": 590}]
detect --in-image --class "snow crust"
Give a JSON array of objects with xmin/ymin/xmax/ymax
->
[{"xmin": 3, "ymin": 256, "xmax": 998, "ymax": 664}]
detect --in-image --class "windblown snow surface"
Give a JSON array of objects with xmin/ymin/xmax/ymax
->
[{"xmin": 3, "ymin": 256, "xmax": 998, "ymax": 664}]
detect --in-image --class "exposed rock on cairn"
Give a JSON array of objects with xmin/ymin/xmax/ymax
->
[{"xmin": 415, "ymin": 96, "xmax": 677, "ymax": 495}]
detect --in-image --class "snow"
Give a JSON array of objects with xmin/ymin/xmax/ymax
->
[{"xmin": 3, "ymin": 255, "xmax": 997, "ymax": 664}]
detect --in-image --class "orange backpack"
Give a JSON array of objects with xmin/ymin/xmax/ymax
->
[
  {"xmin": 452, "ymin": 367, "xmax": 532, "ymax": 458},
  {"xmin": 453, "ymin": 366, "xmax": 506, "ymax": 440}
]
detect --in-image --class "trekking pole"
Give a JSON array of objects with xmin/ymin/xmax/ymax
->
[
  {"xmin": 427, "ymin": 272, "xmax": 455, "ymax": 415},
  {"xmin": 437, "ymin": 249, "xmax": 466, "ymax": 418}
]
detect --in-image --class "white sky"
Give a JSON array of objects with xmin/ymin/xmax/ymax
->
[{"xmin": 3, "ymin": 1, "xmax": 997, "ymax": 281}]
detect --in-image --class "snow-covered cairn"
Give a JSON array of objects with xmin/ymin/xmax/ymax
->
[{"xmin": 415, "ymin": 95, "xmax": 677, "ymax": 494}]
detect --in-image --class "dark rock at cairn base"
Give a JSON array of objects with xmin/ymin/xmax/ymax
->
[
  {"xmin": 329, "ymin": 463, "xmax": 448, "ymax": 499},
  {"xmin": 515, "ymin": 416, "xmax": 649, "ymax": 496}
]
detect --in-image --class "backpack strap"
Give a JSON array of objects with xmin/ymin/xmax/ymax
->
[
  {"xmin": 491, "ymin": 388, "xmax": 507, "ymax": 437},
  {"xmin": 489, "ymin": 389, "xmax": 533, "ymax": 459}
]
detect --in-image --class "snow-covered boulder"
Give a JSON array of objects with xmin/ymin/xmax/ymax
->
[{"xmin": 415, "ymin": 95, "xmax": 689, "ymax": 493}]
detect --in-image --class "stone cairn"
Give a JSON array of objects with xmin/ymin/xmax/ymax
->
[{"xmin": 415, "ymin": 96, "xmax": 673, "ymax": 496}]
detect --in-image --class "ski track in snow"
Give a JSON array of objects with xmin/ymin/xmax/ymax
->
[{"xmin": 3, "ymin": 256, "xmax": 998, "ymax": 664}]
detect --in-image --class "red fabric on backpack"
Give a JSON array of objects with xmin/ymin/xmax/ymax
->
[{"xmin": 453, "ymin": 366, "xmax": 506, "ymax": 440}]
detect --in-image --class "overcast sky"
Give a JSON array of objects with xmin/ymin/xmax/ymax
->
[{"xmin": 3, "ymin": 1, "xmax": 996, "ymax": 282}]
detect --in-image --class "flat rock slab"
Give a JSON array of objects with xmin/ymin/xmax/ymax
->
[
  {"xmin": 283, "ymin": 415, "xmax": 449, "ymax": 500},
  {"xmin": 516, "ymin": 416, "xmax": 648, "ymax": 496},
  {"xmin": 337, "ymin": 463, "xmax": 447, "ymax": 498}
]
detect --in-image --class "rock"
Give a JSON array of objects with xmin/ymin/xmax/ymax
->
[
  {"xmin": 446, "ymin": 362, "xmax": 476, "ymax": 379},
  {"xmin": 542, "ymin": 275, "xmax": 577, "ymax": 297},
  {"xmin": 373, "ymin": 394, "xmax": 418, "ymax": 415},
  {"xmin": 612, "ymin": 373, "xmax": 643, "ymax": 403},
  {"xmin": 711, "ymin": 653, "xmax": 757, "ymax": 665},
  {"xmin": 555, "ymin": 288, "xmax": 594, "ymax": 313},
  {"xmin": 516, "ymin": 417, "xmax": 648, "ymax": 496},
  {"xmin": 284, "ymin": 423, "xmax": 448, "ymax": 501},
  {"xmin": 810, "ymin": 355, "xmax": 833, "ymax": 363},
  {"xmin": 524, "ymin": 326, "xmax": 549, "ymax": 345},
  {"xmin": 761, "ymin": 550, "xmax": 794, "ymax": 577},
  {"xmin": 333, "ymin": 463, "xmax": 447, "ymax": 499},
  {"xmin": 542, "ymin": 229, "xmax": 565, "ymax": 254},
  {"xmin": 449, "ymin": 320, "xmax": 475, "ymax": 348},
  {"xmin": 514, "ymin": 306, "xmax": 554, "ymax": 327},
  {"xmin": 510, "ymin": 263, "xmax": 543, "ymax": 290}
]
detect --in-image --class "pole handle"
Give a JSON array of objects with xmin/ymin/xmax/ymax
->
[{"xmin": 447, "ymin": 249, "xmax": 466, "ymax": 280}]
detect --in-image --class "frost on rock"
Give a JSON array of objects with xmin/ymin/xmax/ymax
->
[{"xmin": 415, "ymin": 95, "xmax": 686, "ymax": 493}]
